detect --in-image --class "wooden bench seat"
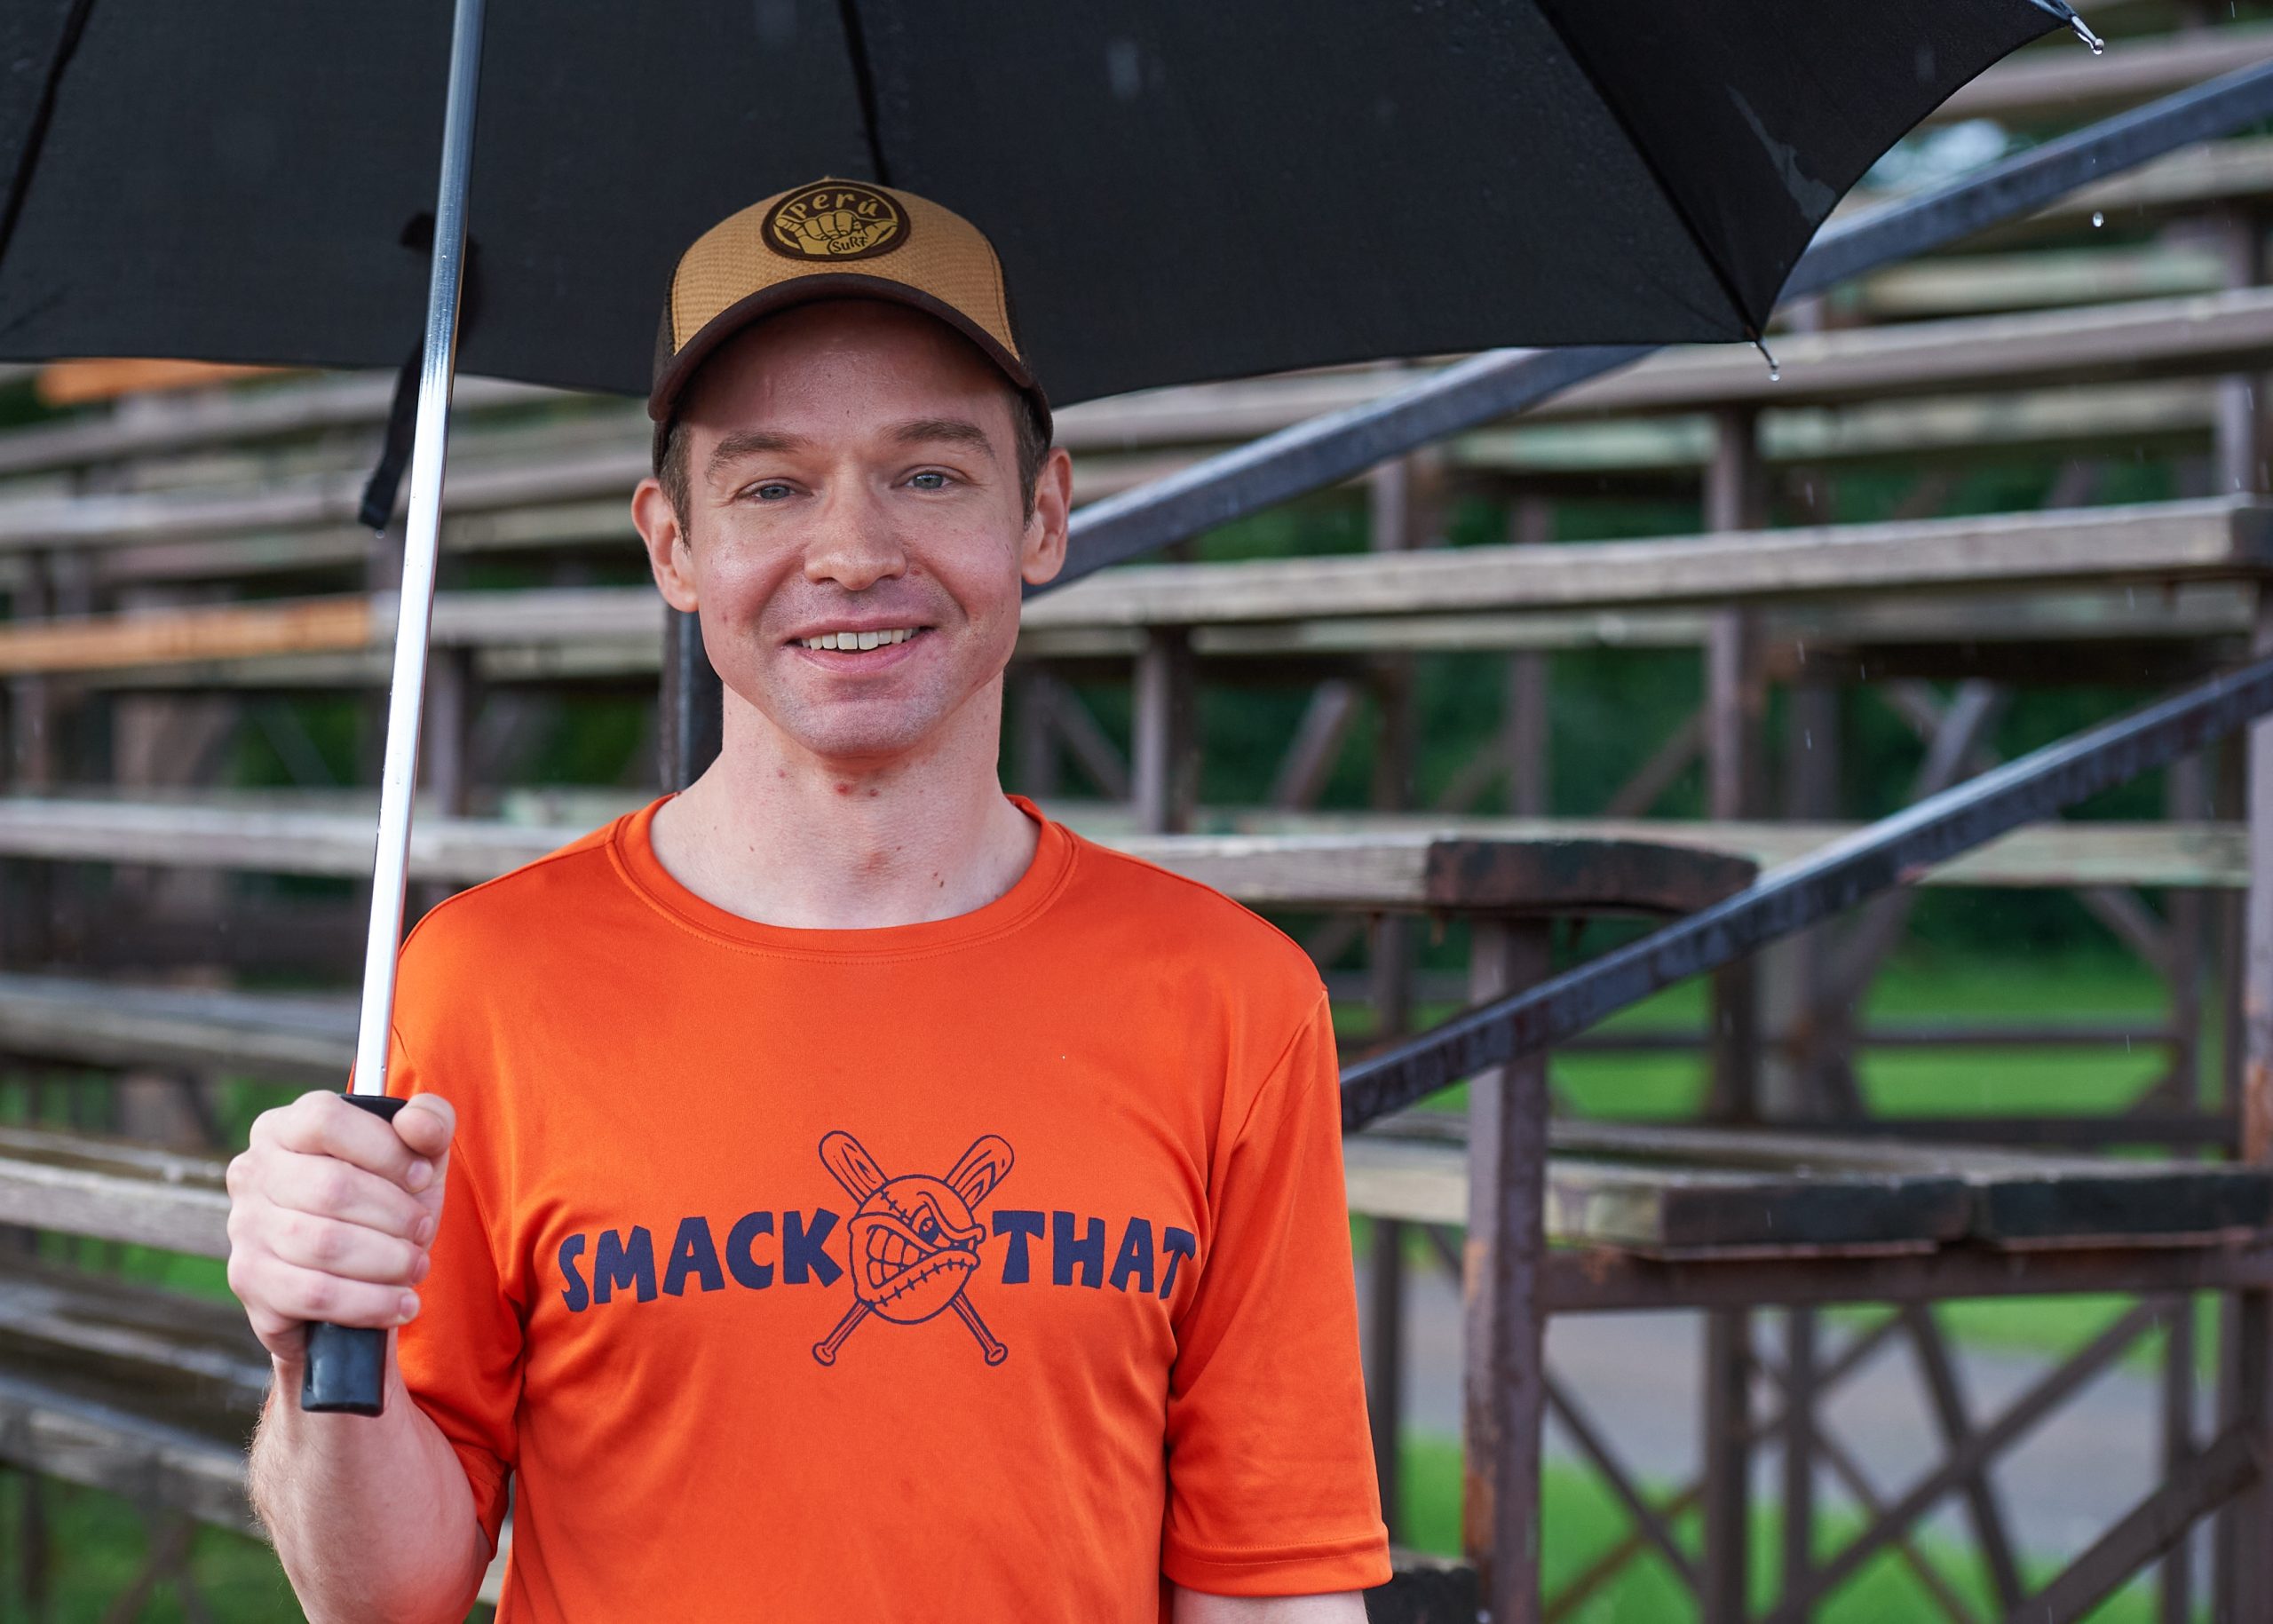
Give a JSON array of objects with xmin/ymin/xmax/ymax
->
[
  {"xmin": 1347, "ymin": 1117, "xmax": 2273, "ymax": 1257},
  {"xmin": 0, "ymin": 1259, "xmax": 513, "ymax": 1600},
  {"xmin": 4, "ymin": 496, "xmax": 2264, "ymax": 681},
  {"xmin": 0, "ymin": 795, "xmax": 2242, "ymax": 891}
]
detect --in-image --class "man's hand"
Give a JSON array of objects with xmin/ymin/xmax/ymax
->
[{"xmin": 226, "ymin": 1091, "xmax": 455, "ymax": 1366}]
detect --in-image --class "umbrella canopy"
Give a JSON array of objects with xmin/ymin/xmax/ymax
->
[{"xmin": 2, "ymin": 1, "xmax": 2083, "ymax": 410}]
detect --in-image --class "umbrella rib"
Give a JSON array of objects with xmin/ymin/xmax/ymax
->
[
  {"xmin": 834, "ymin": 0, "xmax": 891, "ymax": 187},
  {"xmin": 0, "ymin": 0, "xmax": 98, "ymax": 280},
  {"xmin": 1524, "ymin": 2, "xmax": 1758, "ymax": 341}
]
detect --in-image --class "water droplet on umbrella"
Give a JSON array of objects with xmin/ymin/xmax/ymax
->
[
  {"xmin": 2091, "ymin": 210, "xmax": 2104, "ymax": 227},
  {"xmin": 1105, "ymin": 38, "xmax": 1142, "ymax": 100}
]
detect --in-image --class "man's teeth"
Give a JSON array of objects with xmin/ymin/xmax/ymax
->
[{"xmin": 799, "ymin": 628, "xmax": 919, "ymax": 652}]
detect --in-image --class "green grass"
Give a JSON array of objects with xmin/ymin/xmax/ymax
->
[
  {"xmin": 0, "ymin": 1475, "xmax": 302, "ymax": 1624},
  {"xmin": 1398, "ymin": 1434, "xmax": 2167, "ymax": 1621}
]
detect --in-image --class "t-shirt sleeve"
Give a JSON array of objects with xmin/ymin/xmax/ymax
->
[
  {"xmin": 1160, "ymin": 987, "xmax": 1392, "ymax": 1596},
  {"xmin": 386, "ymin": 1026, "xmax": 522, "ymax": 1556}
]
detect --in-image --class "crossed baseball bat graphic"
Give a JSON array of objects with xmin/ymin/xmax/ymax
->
[{"xmin": 812, "ymin": 1130, "xmax": 1013, "ymax": 1367}]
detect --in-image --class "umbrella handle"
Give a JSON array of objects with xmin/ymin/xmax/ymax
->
[{"xmin": 299, "ymin": 1095, "xmax": 410, "ymax": 1415}]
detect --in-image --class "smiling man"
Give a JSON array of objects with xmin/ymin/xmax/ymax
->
[{"xmin": 229, "ymin": 180, "xmax": 1390, "ymax": 1622}]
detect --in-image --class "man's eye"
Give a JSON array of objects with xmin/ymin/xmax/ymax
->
[
  {"xmin": 749, "ymin": 481, "xmax": 794, "ymax": 502},
  {"xmin": 908, "ymin": 471, "xmax": 952, "ymax": 491}
]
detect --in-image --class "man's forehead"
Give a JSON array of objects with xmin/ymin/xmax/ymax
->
[
  {"xmin": 693, "ymin": 299, "xmax": 1002, "ymax": 401},
  {"xmin": 684, "ymin": 303, "xmax": 1020, "ymax": 456}
]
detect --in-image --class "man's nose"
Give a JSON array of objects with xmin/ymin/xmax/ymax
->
[{"xmin": 804, "ymin": 486, "xmax": 907, "ymax": 592}]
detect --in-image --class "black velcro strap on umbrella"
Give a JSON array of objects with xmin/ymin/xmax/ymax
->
[{"xmin": 359, "ymin": 212, "xmax": 479, "ymax": 533}]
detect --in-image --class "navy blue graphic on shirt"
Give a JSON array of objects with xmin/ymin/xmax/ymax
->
[
  {"xmin": 812, "ymin": 1129, "xmax": 1015, "ymax": 1367},
  {"xmin": 553, "ymin": 1131, "xmax": 1202, "ymax": 1363}
]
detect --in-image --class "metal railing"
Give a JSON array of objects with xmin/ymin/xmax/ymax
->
[{"xmin": 1342, "ymin": 651, "xmax": 2273, "ymax": 1128}]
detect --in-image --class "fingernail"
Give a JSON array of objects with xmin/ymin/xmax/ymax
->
[
  {"xmin": 415, "ymin": 1214, "xmax": 437, "ymax": 1246},
  {"xmin": 399, "ymin": 1294, "xmax": 421, "ymax": 1323},
  {"xmin": 414, "ymin": 1252, "xmax": 432, "ymax": 1282},
  {"xmin": 406, "ymin": 1161, "xmax": 433, "ymax": 1192}
]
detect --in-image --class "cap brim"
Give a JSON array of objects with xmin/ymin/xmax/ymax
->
[{"xmin": 646, "ymin": 273, "xmax": 1051, "ymax": 442}]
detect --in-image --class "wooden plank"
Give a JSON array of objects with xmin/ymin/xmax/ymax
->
[
  {"xmin": 1849, "ymin": 136, "xmax": 2273, "ymax": 238},
  {"xmin": 0, "ymin": 1126, "xmax": 229, "ymax": 1256},
  {"xmin": 1554, "ymin": 289, "xmax": 2273, "ymax": 416},
  {"xmin": 0, "ymin": 1371, "xmax": 257, "ymax": 1534},
  {"xmin": 0, "ymin": 796, "xmax": 2243, "ymax": 893},
  {"xmin": 34, "ymin": 359, "xmax": 284, "ymax": 407},
  {"xmin": 1928, "ymin": 26, "xmax": 2273, "ymax": 124},
  {"xmin": 0, "ymin": 371, "xmax": 556, "ymax": 479},
  {"xmin": 1024, "ymin": 498, "xmax": 2273, "ymax": 629},
  {"xmin": 0, "ymin": 596, "xmax": 373, "ymax": 675},
  {"xmin": 0, "ymin": 1264, "xmax": 266, "ymax": 1406},
  {"xmin": 1349, "ymin": 1121, "xmax": 2273, "ymax": 1256},
  {"xmin": 0, "ymin": 970, "xmax": 352, "ymax": 1079},
  {"xmin": 1204, "ymin": 813, "xmax": 2250, "ymax": 891}
]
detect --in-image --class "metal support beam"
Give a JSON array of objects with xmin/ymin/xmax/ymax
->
[
  {"xmin": 659, "ymin": 606, "xmax": 720, "ymax": 792},
  {"xmin": 1462, "ymin": 920, "xmax": 1552, "ymax": 1624},
  {"xmin": 1132, "ymin": 627, "xmax": 1195, "ymax": 835},
  {"xmin": 1366, "ymin": 1217, "xmax": 1406, "ymax": 1543}
]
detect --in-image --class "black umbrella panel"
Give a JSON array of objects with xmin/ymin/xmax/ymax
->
[{"xmin": 3, "ymin": 0, "xmax": 2096, "ymax": 408}]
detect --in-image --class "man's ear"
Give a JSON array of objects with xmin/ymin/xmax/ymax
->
[
  {"xmin": 1019, "ymin": 447, "xmax": 1073, "ymax": 588},
  {"xmin": 631, "ymin": 476, "xmax": 701, "ymax": 613}
]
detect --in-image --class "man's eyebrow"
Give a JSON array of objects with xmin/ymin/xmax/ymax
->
[
  {"xmin": 706, "ymin": 428, "xmax": 812, "ymax": 478},
  {"xmin": 887, "ymin": 416, "xmax": 998, "ymax": 457}
]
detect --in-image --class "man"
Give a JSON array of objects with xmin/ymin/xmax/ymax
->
[{"xmin": 227, "ymin": 179, "xmax": 1390, "ymax": 1621}]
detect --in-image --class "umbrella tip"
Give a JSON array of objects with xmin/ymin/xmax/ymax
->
[
  {"xmin": 2039, "ymin": 1, "xmax": 2105, "ymax": 52},
  {"xmin": 1752, "ymin": 336, "xmax": 1780, "ymax": 384}
]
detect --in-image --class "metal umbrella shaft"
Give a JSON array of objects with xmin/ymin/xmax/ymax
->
[{"xmin": 303, "ymin": 0, "xmax": 487, "ymax": 1418}]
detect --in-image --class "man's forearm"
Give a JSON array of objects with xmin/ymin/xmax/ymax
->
[
  {"xmin": 249, "ymin": 1351, "xmax": 490, "ymax": 1624},
  {"xmin": 1171, "ymin": 1585, "xmax": 1369, "ymax": 1621}
]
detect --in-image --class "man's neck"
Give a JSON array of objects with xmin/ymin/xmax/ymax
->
[{"xmin": 646, "ymin": 696, "xmax": 1040, "ymax": 931}]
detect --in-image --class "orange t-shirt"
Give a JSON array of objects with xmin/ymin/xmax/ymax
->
[{"xmin": 388, "ymin": 793, "xmax": 1390, "ymax": 1620}]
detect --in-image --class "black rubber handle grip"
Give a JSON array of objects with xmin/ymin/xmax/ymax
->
[{"xmin": 300, "ymin": 1094, "xmax": 410, "ymax": 1417}]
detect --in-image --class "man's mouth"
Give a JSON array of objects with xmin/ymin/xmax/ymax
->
[{"xmin": 792, "ymin": 626, "xmax": 926, "ymax": 653}]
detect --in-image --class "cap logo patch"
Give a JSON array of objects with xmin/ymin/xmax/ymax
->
[{"xmin": 763, "ymin": 183, "xmax": 907, "ymax": 262}]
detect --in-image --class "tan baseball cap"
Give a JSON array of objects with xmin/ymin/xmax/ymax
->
[{"xmin": 648, "ymin": 178, "xmax": 1050, "ymax": 469}]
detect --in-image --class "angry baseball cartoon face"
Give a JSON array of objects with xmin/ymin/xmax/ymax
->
[{"xmin": 851, "ymin": 1171, "xmax": 986, "ymax": 1322}]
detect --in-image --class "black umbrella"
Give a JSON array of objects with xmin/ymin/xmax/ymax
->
[
  {"xmin": 4, "ymin": 2, "xmax": 2097, "ymax": 405},
  {"xmin": 0, "ymin": 0, "xmax": 2100, "ymax": 1414}
]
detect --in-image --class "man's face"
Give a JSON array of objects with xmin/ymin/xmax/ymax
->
[{"xmin": 633, "ymin": 300, "xmax": 1068, "ymax": 771}]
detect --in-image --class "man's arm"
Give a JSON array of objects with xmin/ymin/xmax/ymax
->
[
  {"xmin": 230, "ymin": 1090, "xmax": 491, "ymax": 1623},
  {"xmin": 1171, "ymin": 1586, "xmax": 1369, "ymax": 1621},
  {"xmin": 248, "ymin": 1359, "xmax": 491, "ymax": 1623}
]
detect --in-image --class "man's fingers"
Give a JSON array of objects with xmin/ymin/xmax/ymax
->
[
  {"xmin": 264, "ymin": 1091, "xmax": 424, "ymax": 1186},
  {"xmin": 263, "ymin": 1209, "xmax": 429, "ymax": 1287},
  {"xmin": 393, "ymin": 1094, "xmax": 456, "ymax": 1175},
  {"xmin": 231, "ymin": 1254, "xmax": 421, "ymax": 1333},
  {"xmin": 261, "ymin": 1153, "xmax": 432, "ymax": 1240}
]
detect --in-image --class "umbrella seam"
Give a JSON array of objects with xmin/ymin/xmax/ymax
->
[
  {"xmin": 1525, "ymin": 2, "xmax": 1758, "ymax": 340},
  {"xmin": 0, "ymin": 0, "xmax": 99, "ymax": 281},
  {"xmin": 834, "ymin": 0, "xmax": 891, "ymax": 186}
]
